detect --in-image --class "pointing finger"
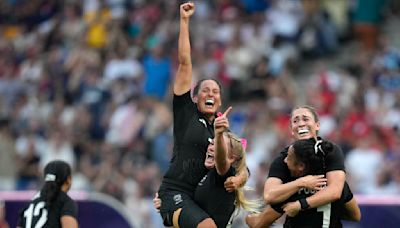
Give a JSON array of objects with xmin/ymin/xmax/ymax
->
[{"xmin": 223, "ymin": 106, "xmax": 232, "ymax": 117}]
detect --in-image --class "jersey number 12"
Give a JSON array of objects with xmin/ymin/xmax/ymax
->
[{"xmin": 23, "ymin": 201, "xmax": 48, "ymax": 228}]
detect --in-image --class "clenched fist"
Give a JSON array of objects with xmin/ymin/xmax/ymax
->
[{"xmin": 180, "ymin": 2, "xmax": 195, "ymax": 19}]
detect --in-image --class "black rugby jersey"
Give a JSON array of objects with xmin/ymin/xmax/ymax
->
[
  {"xmin": 267, "ymin": 140, "xmax": 347, "ymax": 227},
  {"xmin": 268, "ymin": 141, "xmax": 345, "ymax": 182},
  {"xmin": 194, "ymin": 167, "xmax": 236, "ymax": 227},
  {"xmin": 272, "ymin": 182, "xmax": 354, "ymax": 228},
  {"xmin": 18, "ymin": 191, "xmax": 77, "ymax": 228},
  {"xmin": 160, "ymin": 91, "xmax": 213, "ymax": 196}
]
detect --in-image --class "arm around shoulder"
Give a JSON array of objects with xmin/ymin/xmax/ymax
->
[
  {"xmin": 246, "ymin": 205, "xmax": 282, "ymax": 228},
  {"xmin": 307, "ymin": 170, "xmax": 345, "ymax": 208},
  {"xmin": 264, "ymin": 154, "xmax": 298, "ymax": 204},
  {"xmin": 263, "ymin": 177, "xmax": 297, "ymax": 204}
]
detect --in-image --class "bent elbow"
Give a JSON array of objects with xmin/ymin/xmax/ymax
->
[
  {"xmin": 353, "ymin": 208, "xmax": 362, "ymax": 222},
  {"xmin": 264, "ymin": 192, "xmax": 274, "ymax": 204},
  {"xmin": 331, "ymin": 191, "xmax": 341, "ymax": 201},
  {"xmin": 349, "ymin": 211, "xmax": 361, "ymax": 222}
]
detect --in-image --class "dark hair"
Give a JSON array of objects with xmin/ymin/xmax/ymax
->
[
  {"xmin": 41, "ymin": 160, "xmax": 71, "ymax": 205},
  {"xmin": 192, "ymin": 78, "xmax": 222, "ymax": 97},
  {"xmin": 290, "ymin": 105, "xmax": 320, "ymax": 123},
  {"xmin": 292, "ymin": 138, "xmax": 333, "ymax": 175}
]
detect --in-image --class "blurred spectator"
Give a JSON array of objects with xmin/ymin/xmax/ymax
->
[
  {"xmin": 103, "ymin": 47, "xmax": 143, "ymax": 88},
  {"xmin": 367, "ymin": 157, "xmax": 400, "ymax": 194},
  {"xmin": 239, "ymin": 0, "xmax": 269, "ymax": 14},
  {"xmin": 0, "ymin": 1, "xmax": 399, "ymax": 226},
  {"xmin": 106, "ymin": 95, "xmax": 145, "ymax": 147},
  {"xmin": 92, "ymin": 142, "xmax": 124, "ymax": 200},
  {"xmin": 267, "ymin": 0, "xmax": 302, "ymax": 42},
  {"xmin": 352, "ymin": 0, "xmax": 389, "ymax": 50},
  {"xmin": 321, "ymin": 0, "xmax": 351, "ymax": 39},
  {"xmin": 142, "ymin": 44, "xmax": 172, "ymax": 100},
  {"xmin": 15, "ymin": 132, "xmax": 42, "ymax": 190},
  {"xmin": 345, "ymin": 134, "xmax": 384, "ymax": 194},
  {"xmin": 224, "ymin": 31, "xmax": 255, "ymax": 100},
  {"xmin": 85, "ymin": 3, "xmax": 111, "ymax": 50},
  {"xmin": 60, "ymin": 3, "xmax": 86, "ymax": 49},
  {"xmin": 0, "ymin": 117, "xmax": 17, "ymax": 190},
  {"xmin": 142, "ymin": 98, "xmax": 173, "ymax": 173},
  {"xmin": 39, "ymin": 128, "xmax": 75, "ymax": 171}
]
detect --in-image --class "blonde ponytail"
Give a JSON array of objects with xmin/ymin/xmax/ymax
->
[{"xmin": 224, "ymin": 132, "xmax": 263, "ymax": 213}]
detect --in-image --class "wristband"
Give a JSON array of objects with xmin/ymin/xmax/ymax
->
[{"xmin": 299, "ymin": 198, "xmax": 310, "ymax": 210}]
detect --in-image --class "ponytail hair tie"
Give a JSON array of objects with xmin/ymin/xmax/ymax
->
[
  {"xmin": 45, "ymin": 174, "xmax": 56, "ymax": 182},
  {"xmin": 241, "ymin": 138, "xmax": 247, "ymax": 151},
  {"xmin": 314, "ymin": 139, "xmax": 325, "ymax": 156}
]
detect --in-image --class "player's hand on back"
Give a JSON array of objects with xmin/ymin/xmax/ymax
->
[
  {"xmin": 298, "ymin": 175, "xmax": 327, "ymax": 191},
  {"xmin": 224, "ymin": 176, "xmax": 240, "ymax": 192}
]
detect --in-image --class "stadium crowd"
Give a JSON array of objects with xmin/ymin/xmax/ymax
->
[{"xmin": 0, "ymin": 0, "xmax": 399, "ymax": 227}]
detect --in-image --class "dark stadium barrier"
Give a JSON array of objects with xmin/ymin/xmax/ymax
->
[
  {"xmin": 1, "ymin": 191, "xmax": 136, "ymax": 228},
  {"xmin": 2, "ymin": 192, "xmax": 400, "ymax": 227},
  {"xmin": 343, "ymin": 195, "xmax": 400, "ymax": 228}
]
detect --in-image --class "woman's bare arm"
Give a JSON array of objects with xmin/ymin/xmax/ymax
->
[
  {"xmin": 173, "ymin": 2, "xmax": 195, "ymax": 95},
  {"xmin": 61, "ymin": 215, "xmax": 78, "ymax": 228}
]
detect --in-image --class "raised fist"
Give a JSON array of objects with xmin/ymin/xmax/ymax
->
[{"xmin": 180, "ymin": 2, "xmax": 195, "ymax": 19}]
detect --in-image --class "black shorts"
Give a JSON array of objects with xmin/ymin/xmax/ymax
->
[{"xmin": 158, "ymin": 189, "xmax": 210, "ymax": 227}]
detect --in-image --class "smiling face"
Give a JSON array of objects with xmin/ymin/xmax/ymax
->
[
  {"xmin": 204, "ymin": 134, "xmax": 241, "ymax": 169},
  {"xmin": 193, "ymin": 79, "xmax": 222, "ymax": 120},
  {"xmin": 284, "ymin": 145, "xmax": 305, "ymax": 177},
  {"xmin": 290, "ymin": 107, "xmax": 320, "ymax": 140}
]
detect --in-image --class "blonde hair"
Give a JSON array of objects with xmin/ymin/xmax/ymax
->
[{"xmin": 224, "ymin": 132, "xmax": 263, "ymax": 213}]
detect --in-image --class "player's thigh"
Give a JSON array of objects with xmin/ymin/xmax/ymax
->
[
  {"xmin": 178, "ymin": 196, "xmax": 211, "ymax": 228},
  {"xmin": 158, "ymin": 190, "xmax": 210, "ymax": 227}
]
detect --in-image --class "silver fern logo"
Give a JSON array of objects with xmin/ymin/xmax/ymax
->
[
  {"xmin": 198, "ymin": 118, "xmax": 207, "ymax": 128},
  {"xmin": 173, "ymin": 194, "xmax": 183, "ymax": 205},
  {"xmin": 198, "ymin": 174, "xmax": 208, "ymax": 186}
]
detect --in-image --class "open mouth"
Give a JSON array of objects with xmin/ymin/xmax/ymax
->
[
  {"xmin": 205, "ymin": 99, "xmax": 214, "ymax": 108},
  {"xmin": 206, "ymin": 152, "xmax": 214, "ymax": 160},
  {"xmin": 298, "ymin": 129, "xmax": 309, "ymax": 136}
]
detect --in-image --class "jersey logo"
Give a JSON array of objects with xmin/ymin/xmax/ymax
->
[
  {"xmin": 173, "ymin": 194, "xmax": 183, "ymax": 205},
  {"xmin": 198, "ymin": 174, "xmax": 208, "ymax": 186},
  {"xmin": 198, "ymin": 118, "xmax": 207, "ymax": 128}
]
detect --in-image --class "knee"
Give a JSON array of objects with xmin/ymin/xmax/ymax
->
[{"xmin": 197, "ymin": 218, "xmax": 217, "ymax": 228}]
